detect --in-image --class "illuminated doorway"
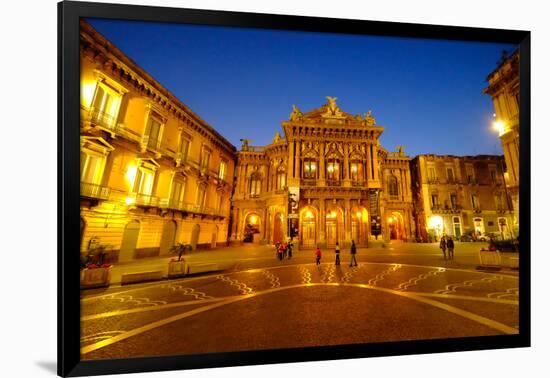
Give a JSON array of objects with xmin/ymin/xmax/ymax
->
[
  {"xmin": 244, "ymin": 213, "xmax": 261, "ymax": 243},
  {"xmin": 325, "ymin": 207, "xmax": 343, "ymax": 248},
  {"xmin": 387, "ymin": 212, "xmax": 404, "ymax": 240},
  {"xmin": 473, "ymin": 217, "xmax": 484, "ymax": 237},
  {"xmin": 351, "ymin": 207, "xmax": 369, "ymax": 246},
  {"xmin": 300, "ymin": 207, "xmax": 317, "ymax": 248},
  {"xmin": 273, "ymin": 213, "xmax": 283, "ymax": 244}
]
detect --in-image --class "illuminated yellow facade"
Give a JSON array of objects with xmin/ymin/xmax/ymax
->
[
  {"xmin": 230, "ymin": 98, "xmax": 414, "ymax": 248},
  {"xmin": 79, "ymin": 21, "xmax": 236, "ymax": 262},
  {"xmin": 411, "ymin": 154, "xmax": 515, "ymax": 241},
  {"xmin": 484, "ymin": 50, "xmax": 519, "ymax": 230}
]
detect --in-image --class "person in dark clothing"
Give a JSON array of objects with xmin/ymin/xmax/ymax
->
[
  {"xmin": 349, "ymin": 240, "xmax": 358, "ymax": 267},
  {"xmin": 439, "ymin": 236, "xmax": 447, "ymax": 260},
  {"xmin": 335, "ymin": 242, "xmax": 341, "ymax": 265},
  {"xmin": 277, "ymin": 242, "xmax": 285, "ymax": 261},
  {"xmin": 287, "ymin": 240, "xmax": 293, "ymax": 259},
  {"xmin": 446, "ymin": 236, "xmax": 455, "ymax": 260}
]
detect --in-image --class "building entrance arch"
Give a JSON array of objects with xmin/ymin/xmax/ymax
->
[
  {"xmin": 273, "ymin": 213, "xmax": 284, "ymax": 244},
  {"xmin": 300, "ymin": 206, "xmax": 317, "ymax": 248},
  {"xmin": 119, "ymin": 220, "xmax": 140, "ymax": 262}
]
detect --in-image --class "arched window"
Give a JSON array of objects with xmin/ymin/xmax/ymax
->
[
  {"xmin": 276, "ymin": 165, "xmax": 286, "ymax": 190},
  {"xmin": 388, "ymin": 175, "xmax": 399, "ymax": 197},
  {"xmin": 303, "ymin": 158, "xmax": 317, "ymax": 179},
  {"xmin": 250, "ymin": 173, "xmax": 262, "ymax": 197},
  {"xmin": 326, "ymin": 158, "xmax": 340, "ymax": 180},
  {"xmin": 350, "ymin": 160, "xmax": 363, "ymax": 181}
]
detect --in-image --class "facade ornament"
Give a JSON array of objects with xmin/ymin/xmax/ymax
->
[
  {"xmin": 272, "ymin": 131, "xmax": 282, "ymax": 143},
  {"xmin": 355, "ymin": 114, "xmax": 363, "ymax": 122},
  {"xmin": 363, "ymin": 110, "xmax": 376, "ymax": 126},
  {"xmin": 290, "ymin": 105, "xmax": 303, "ymax": 121}
]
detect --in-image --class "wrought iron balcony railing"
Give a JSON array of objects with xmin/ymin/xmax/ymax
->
[
  {"xmin": 431, "ymin": 204, "xmax": 462, "ymax": 214},
  {"xmin": 351, "ymin": 180, "xmax": 365, "ymax": 187},
  {"xmin": 427, "ymin": 178, "xmax": 439, "ymax": 184},
  {"xmin": 80, "ymin": 182, "xmax": 111, "ymax": 200},
  {"xmin": 302, "ymin": 178, "xmax": 317, "ymax": 186},
  {"xmin": 87, "ymin": 108, "xmax": 119, "ymax": 131},
  {"xmin": 134, "ymin": 193, "xmax": 160, "ymax": 208},
  {"xmin": 326, "ymin": 179, "xmax": 341, "ymax": 187},
  {"xmin": 160, "ymin": 200, "xmax": 225, "ymax": 217}
]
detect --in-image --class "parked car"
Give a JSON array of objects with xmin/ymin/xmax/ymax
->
[{"xmin": 459, "ymin": 233, "xmax": 474, "ymax": 242}]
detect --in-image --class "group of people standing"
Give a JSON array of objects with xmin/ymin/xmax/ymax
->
[
  {"xmin": 275, "ymin": 240, "xmax": 293, "ymax": 260},
  {"xmin": 439, "ymin": 235, "xmax": 455, "ymax": 260},
  {"xmin": 315, "ymin": 240, "xmax": 358, "ymax": 267}
]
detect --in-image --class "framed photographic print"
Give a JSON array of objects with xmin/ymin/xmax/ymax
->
[{"xmin": 58, "ymin": 1, "xmax": 530, "ymax": 376}]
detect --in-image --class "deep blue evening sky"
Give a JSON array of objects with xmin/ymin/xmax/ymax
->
[{"xmin": 87, "ymin": 18, "xmax": 516, "ymax": 156}]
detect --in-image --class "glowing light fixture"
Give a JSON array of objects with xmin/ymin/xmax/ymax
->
[
  {"xmin": 493, "ymin": 120, "xmax": 506, "ymax": 136},
  {"xmin": 249, "ymin": 215, "xmax": 258, "ymax": 225},
  {"xmin": 428, "ymin": 216, "xmax": 443, "ymax": 230},
  {"xmin": 126, "ymin": 165, "xmax": 138, "ymax": 186},
  {"xmin": 125, "ymin": 196, "xmax": 135, "ymax": 205},
  {"xmin": 305, "ymin": 210, "xmax": 314, "ymax": 219}
]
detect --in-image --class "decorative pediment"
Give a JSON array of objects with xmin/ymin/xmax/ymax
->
[
  {"xmin": 287, "ymin": 97, "xmax": 379, "ymax": 127},
  {"xmin": 80, "ymin": 136, "xmax": 115, "ymax": 155}
]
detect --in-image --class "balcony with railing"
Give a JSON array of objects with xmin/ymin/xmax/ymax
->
[
  {"xmin": 351, "ymin": 180, "xmax": 366, "ymax": 187},
  {"xmin": 467, "ymin": 177, "xmax": 479, "ymax": 185},
  {"xmin": 302, "ymin": 178, "xmax": 317, "ymax": 186},
  {"xmin": 160, "ymin": 200, "xmax": 226, "ymax": 218},
  {"xmin": 86, "ymin": 107, "xmax": 119, "ymax": 131},
  {"xmin": 431, "ymin": 204, "xmax": 462, "ymax": 214},
  {"xmin": 134, "ymin": 193, "xmax": 160, "ymax": 208},
  {"xmin": 427, "ymin": 177, "xmax": 440, "ymax": 184},
  {"xmin": 80, "ymin": 182, "xmax": 111, "ymax": 200},
  {"xmin": 326, "ymin": 179, "xmax": 341, "ymax": 187}
]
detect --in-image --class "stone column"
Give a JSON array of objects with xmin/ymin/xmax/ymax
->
[
  {"xmin": 343, "ymin": 143, "xmax": 350, "ymax": 187},
  {"xmin": 295, "ymin": 140, "xmax": 301, "ymax": 179},
  {"xmin": 366, "ymin": 144, "xmax": 372, "ymax": 181},
  {"xmin": 319, "ymin": 198, "xmax": 326, "ymax": 247},
  {"xmin": 319, "ymin": 142, "xmax": 326, "ymax": 186},
  {"xmin": 344, "ymin": 198, "xmax": 352, "ymax": 246},
  {"xmin": 372, "ymin": 145, "xmax": 379, "ymax": 182},
  {"xmin": 288, "ymin": 140, "xmax": 295, "ymax": 178}
]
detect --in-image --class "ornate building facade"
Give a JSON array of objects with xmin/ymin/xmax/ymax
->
[
  {"xmin": 411, "ymin": 154, "xmax": 515, "ymax": 242},
  {"xmin": 79, "ymin": 21, "xmax": 236, "ymax": 262},
  {"xmin": 230, "ymin": 97, "xmax": 414, "ymax": 248},
  {"xmin": 484, "ymin": 50, "xmax": 519, "ymax": 233}
]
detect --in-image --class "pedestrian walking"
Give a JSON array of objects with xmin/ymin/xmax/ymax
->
[
  {"xmin": 439, "ymin": 236, "xmax": 447, "ymax": 260},
  {"xmin": 335, "ymin": 242, "xmax": 341, "ymax": 266},
  {"xmin": 315, "ymin": 247, "xmax": 322, "ymax": 265},
  {"xmin": 287, "ymin": 240, "xmax": 293, "ymax": 259},
  {"xmin": 277, "ymin": 242, "xmax": 285, "ymax": 261},
  {"xmin": 349, "ymin": 240, "xmax": 358, "ymax": 267},
  {"xmin": 446, "ymin": 236, "xmax": 455, "ymax": 260},
  {"xmin": 282, "ymin": 242, "xmax": 288, "ymax": 259}
]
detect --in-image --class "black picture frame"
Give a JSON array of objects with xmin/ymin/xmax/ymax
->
[{"xmin": 58, "ymin": 1, "xmax": 531, "ymax": 376}]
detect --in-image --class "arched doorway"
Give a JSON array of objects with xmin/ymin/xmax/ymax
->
[
  {"xmin": 159, "ymin": 220, "xmax": 177, "ymax": 255},
  {"xmin": 351, "ymin": 207, "xmax": 369, "ymax": 246},
  {"xmin": 325, "ymin": 206, "xmax": 343, "ymax": 248},
  {"xmin": 244, "ymin": 213, "xmax": 261, "ymax": 243},
  {"xmin": 473, "ymin": 217, "xmax": 484, "ymax": 237},
  {"xmin": 272, "ymin": 213, "xmax": 284, "ymax": 244},
  {"xmin": 119, "ymin": 220, "xmax": 140, "ymax": 262},
  {"xmin": 190, "ymin": 224, "xmax": 200, "ymax": 250},
  {"xmin": 387, "ymin": 212, "xmax": 405, "ymax": 241},
  {"xmin": 300, "ymin": 206, "xmax": 317, "ymax": 248},
  {"xmin": 211, "ymin": 226, "xmax": 218, "ymax": 248}
]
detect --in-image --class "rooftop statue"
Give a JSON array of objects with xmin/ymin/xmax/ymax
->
[
  {"xmin": 324, "ymin": 96, "xmax": 343, "ymax": 117},
  {"xmin": 272, "ymin": 132, "xmax": 282, "ymax": 143},
  {"xmin": 397, "ymin": 145, "xmax": 405, "ymax": 156},
  {"xmin": 290, "ymin": 104, "xmax": 303, "ymax": 121},
  {"xmin": 364, "ymin": 110, "xmax": 376, "ymax": 126},
  {"xmin": 239, "ymin": 138, "xmax": 250, "ymax": 151}
]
